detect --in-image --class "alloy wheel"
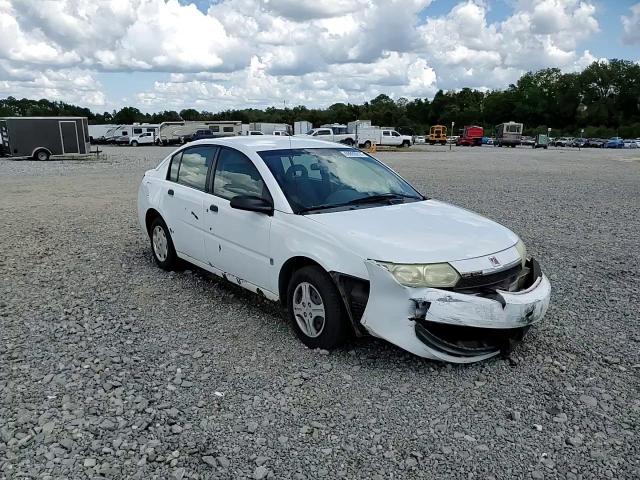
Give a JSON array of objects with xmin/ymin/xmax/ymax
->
[{"xmin": 292, "ymin": 282, "xmax": 326, "ymax": 338}]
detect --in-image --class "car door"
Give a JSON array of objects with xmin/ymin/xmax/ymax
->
[
  {"xmin": 391, "ymin": 131, "xmax": 403, "ymax": 145},
  {"xmin": 161, "ymin": 145, "xmax": 217, "ymax": 263},
  {"xmin": 204, "ymin": 147, "xmax": 273, "ymax": 291}
]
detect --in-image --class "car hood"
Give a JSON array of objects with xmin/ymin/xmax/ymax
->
[{"xmin": 306, "ymin": 199, "xmax": 518, "ymax": 264}]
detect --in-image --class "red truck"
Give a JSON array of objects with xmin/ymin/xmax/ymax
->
[{"xmin": 456, "ymin": 125, "xmax": 484, "ymax": 146}]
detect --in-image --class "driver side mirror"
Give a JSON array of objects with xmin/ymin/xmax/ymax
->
[{"xmin": 229, "ymin": 195, "xmax": 274, "ymax": 216}]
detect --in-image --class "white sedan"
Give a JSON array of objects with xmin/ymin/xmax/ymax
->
[{"xmin": 138, "ymin": 136, "xmax": 551, "ymax": 363}]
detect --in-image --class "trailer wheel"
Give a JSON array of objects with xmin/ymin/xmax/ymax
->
[{"xmin": 34, "ymin": 149, "xmax": 50, "ymax": 161}]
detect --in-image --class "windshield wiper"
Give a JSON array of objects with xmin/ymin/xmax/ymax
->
[
  {"xmin": 345, "ymin": 193, "xmax": 419, "ymax": 205},
  {"xmin": 297, "ymin": 193, "xmax": 422, "ymax": 214},
  {"xmin": 297, "ymin": 204, "xmax": 345, "ymax": 214}
]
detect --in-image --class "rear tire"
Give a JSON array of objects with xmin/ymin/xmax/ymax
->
[
  {"xmin": 287, "ymin": 266, "xmax": 348, "ymax": 350},
  {"xmin": 33, "ymin": 149, "xmax": 50, "ymax": 161},
  {"xmin": 363, "ymin": 140, "xmax": 372, "ymax": 149},
  {"xmin": 149, "ymin": 216, "xmax": 178, "ymax": 271},
  {"xmin": 131, "ymin": 141, "xmax": 138, "ymax": 147}
]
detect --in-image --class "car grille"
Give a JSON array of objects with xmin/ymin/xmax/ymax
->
[{"xmin": 454, "ymin": 263, "xmax": 522, "ymax": 291}]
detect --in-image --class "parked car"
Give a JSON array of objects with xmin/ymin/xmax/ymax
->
[
  {"xmin": 623, "ymin": 139, "xmax": 638, "ymax": 149},
  {"xmin": 246, "ymin": 130, "xmax": 265, "ymax": 136},
  {"xmin": 414, "ymin": 135, "xmax": 426, "ymax": 144},
  {"xmin": 130, "ymin": 132, "xmax": 155, "ymax": 146},
  {"xmin": 584, "ymin": 138, "xmax": 605, "ymax": 148},
  {"xmin": 114, "ymin": 135, "xmax": 131, "ymax": 145},
  {"xmin": 606, "ymin": 137, "xmax": 624, "ymax": 149},
  {"xmin": 481, "ymin": 136, "xmax": 494, "ymax": 145},
  {"xmin": 138, "ymin": 136, "xmax": 551, "ymax": 363},
  {"xmin": 551, "ymin": 137, "xmax": 573, "ymax": 147},
  {"xmin": 188, "ymin": 129, "xmax": 215, "ymax": 142},
  {"xmin": 273, "ymin": 130, "xmax": 290, "ymax": 136},
  {"xmin": 520, "ymin": 136, "xmax": 535, "ymax": 147},
  {"xmin": 570, "ymin": 138, "xmax": 586, "ymax": 148},
  {"xmin": 533, "ymin": 134, "xmax": 549, "ymax": 149}
]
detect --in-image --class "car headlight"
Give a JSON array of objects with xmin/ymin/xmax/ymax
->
[
  {"xmin": 515, "ymin": 239, "xmax": 527, "ymax": 267},
  {"xmin": 377, "ymin": 262, "xmax": 461, "ymax": 288}
]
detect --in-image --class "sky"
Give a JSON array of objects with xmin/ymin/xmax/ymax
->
[{"xmin": 0, "ymin": 0, "xmax": 639, "ymax": 113}]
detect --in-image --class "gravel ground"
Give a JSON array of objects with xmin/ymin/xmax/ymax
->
[{"xmin": 1, "ymin": 145, "xmax": 639, "ymax": 480}]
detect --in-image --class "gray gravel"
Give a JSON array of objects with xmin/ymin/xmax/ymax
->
[{"xmin": 1, "ymin": 145, "xmax": 639, "ymax": 479}]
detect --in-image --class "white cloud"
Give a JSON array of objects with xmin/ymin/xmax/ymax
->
[
  {"xmin": 0, "ymin": 0, "xmax": 603, "ymax": 111},
  {"xmin": 622, "ymin": 3, "xmax": 640, "ymax": 45},
  {"xmin": 0, "ymin": 60, "xmax": 106, "ymax": 106}
]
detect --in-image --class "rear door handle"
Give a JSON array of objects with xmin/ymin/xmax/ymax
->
[
  {"xmin": 209, "ymin": 204, "xmax": 218, "ymax": 212},
  {"xmin": 168, "ymin": 189, "xmax": 174, "ymax": 196}
]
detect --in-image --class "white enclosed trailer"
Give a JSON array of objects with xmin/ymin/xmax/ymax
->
[
  {"xmin": 294, "ymin": 121, "xmax": 313, "ymax": 135},
  {"xmin": 88, "ymin": 124, "xmax": 117, "ymax": 144},
  {"xmin": 250, "ymin": 122, "xmax": 291, "ymax": 135}
]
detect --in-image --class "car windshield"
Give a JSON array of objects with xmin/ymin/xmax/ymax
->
[{"xmin": 258, "ymin": 148, "xmax": 423, "ymax": 213}]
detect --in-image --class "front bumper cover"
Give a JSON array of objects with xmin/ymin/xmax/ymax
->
[{"xmin": 360, "ymin": 259, "xmax": 551, "ymax": 363}]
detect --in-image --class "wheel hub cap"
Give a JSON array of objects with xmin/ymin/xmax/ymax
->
[
  {"xmin": 152, "ymin": 225, "xmax": 168, "ymax": 262},
  {"xmin": 292, "ymin": 282, "xmax": 325, "ymax": 338}
]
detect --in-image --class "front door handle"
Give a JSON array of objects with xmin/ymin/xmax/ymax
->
[
  {"xmin": 209, "ymin": 204, "xmax": 218, "ymax": 212},
  {"xmin": 168, "ymin": 189, "xmax": 174, "ymax": 196}
]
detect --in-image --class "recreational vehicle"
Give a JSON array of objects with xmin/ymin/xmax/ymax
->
[
  {"xmin": 495, "ymin": 122, "xmax": 523, "ymax": 147},
  {"xmin": 157, "ymin": 121, "xmax": 242, "ymax": 145}
]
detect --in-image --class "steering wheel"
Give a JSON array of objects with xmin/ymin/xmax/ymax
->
[{"xmin": 285, "ymin": 164, "xmax": 308, "ymax": 181}]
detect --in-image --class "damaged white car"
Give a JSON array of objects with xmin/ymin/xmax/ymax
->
[{"xmin": 138, "ymin": 136, "xmax": 551, "ymax": 363}]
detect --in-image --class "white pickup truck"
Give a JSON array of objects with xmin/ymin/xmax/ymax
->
[
  {"xmin": 358, "ymin": 128, "xmax": 412, "ymax": 148},
  {"xmin": 298, "ymin": 128, "xmax": 356, "ymax": 146}
]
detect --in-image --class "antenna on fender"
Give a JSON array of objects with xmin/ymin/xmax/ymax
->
[{"xmin": 285, "ymin": 98, "xmax": 293, "ymax": 150}]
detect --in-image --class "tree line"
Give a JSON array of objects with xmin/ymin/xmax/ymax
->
[{"xmin": 1, "ymin": 59, "xmax": 639, "ymax": 138}]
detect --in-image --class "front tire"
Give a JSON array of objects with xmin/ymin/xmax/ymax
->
[
  {"xmin": 149, "ymin": 217, "xmax": 178, "ymax": 270},
  {"xmin": 287, "ymin": 266, "xmax": 348, "ymax": 350}
]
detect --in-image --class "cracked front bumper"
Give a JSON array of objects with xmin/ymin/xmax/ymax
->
[{"xmin": 360, "ymin": 260, "xmax": 551, "ymax": 363}]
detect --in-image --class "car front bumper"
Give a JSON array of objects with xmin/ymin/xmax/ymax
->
[{"xmin": 359, "ymin": 259, "xmax": 551, "ymax": 363}]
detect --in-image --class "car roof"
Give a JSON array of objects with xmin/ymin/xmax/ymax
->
[{"xmin": 187, "ymin": 135, "xmax": 344, "ymax": 151}]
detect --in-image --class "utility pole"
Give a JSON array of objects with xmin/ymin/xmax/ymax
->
[{"xmin": 450, "ymin": 121, "xmax": 455, "ymax": 151}]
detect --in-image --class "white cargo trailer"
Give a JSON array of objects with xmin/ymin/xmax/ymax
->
[
  {"xmin": 294, "ymin": 121, "xmax": 313, "ymax": 135},
  {"xmin": 249, "ymin": 122, "xmax": 291, "ymax": 135},
  {"xmin": 347, "ymin": 120, "xmax": 372, "ymax": 134},
  {"xmin": 88, "ymin": 124, "xmax": 117, "ymax": 144}
]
